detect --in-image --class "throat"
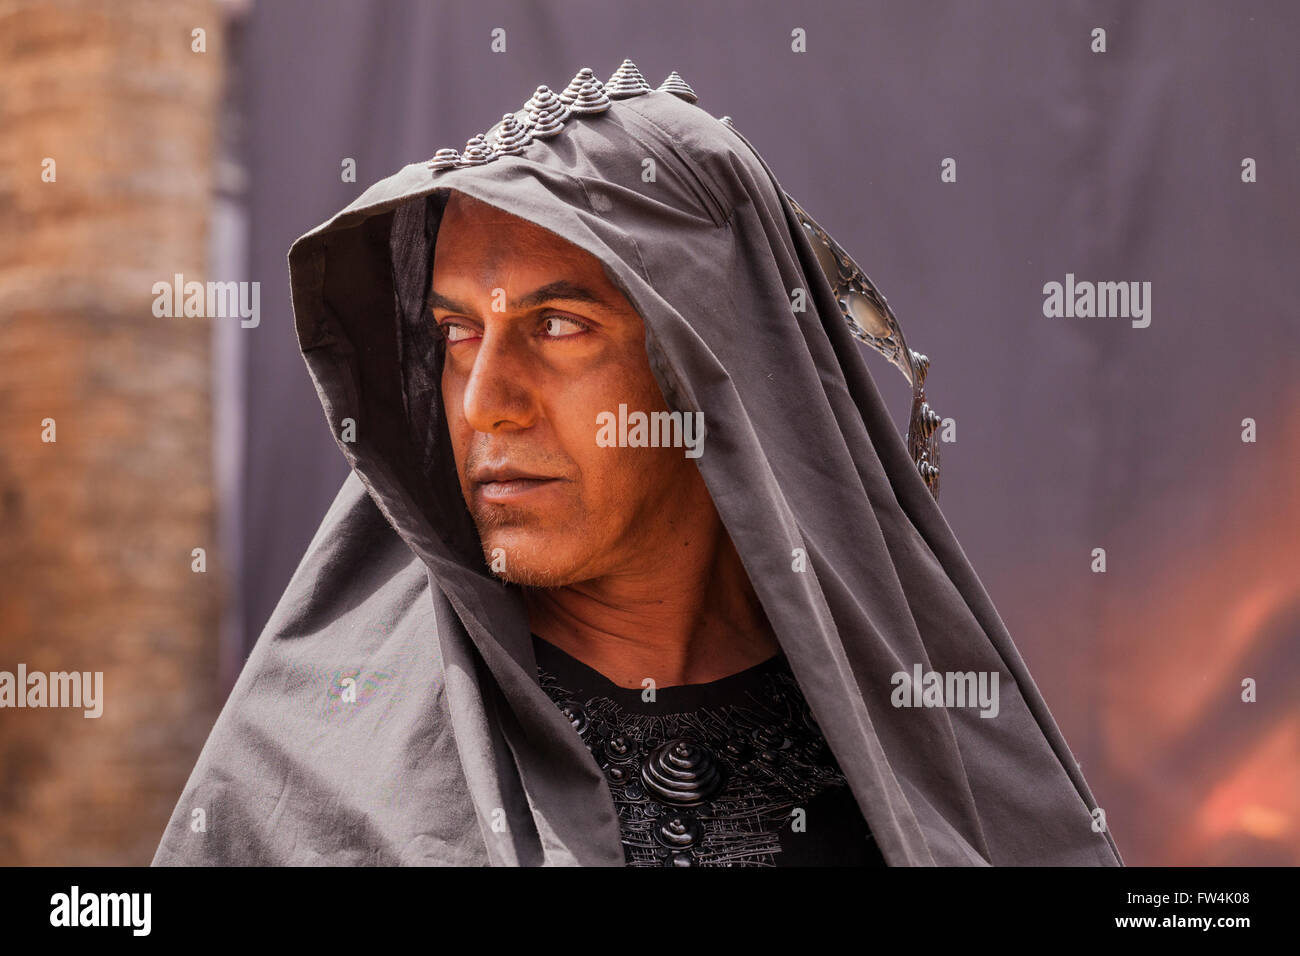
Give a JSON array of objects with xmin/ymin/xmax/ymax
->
[{"xmin": 522, "ymin": 535, "xmax": 779, "ymax": 688}]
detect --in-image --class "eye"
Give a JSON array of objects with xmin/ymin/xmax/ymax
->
[
  {"xmin": 439, "ymin": 322, "xmax": 479, "ymax": 343},
  {"xmin": 541, "ymin": 314, "xmax": 589, "ymax": 338}
]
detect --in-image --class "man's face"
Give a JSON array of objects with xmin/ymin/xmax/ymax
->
[{"xmin": 433, "ymin": 191, "xmax": 707, "ymax": 587}]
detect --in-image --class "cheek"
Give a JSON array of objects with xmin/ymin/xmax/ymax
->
[
  {"xmin": 440, "ymin": 372, "xmax": 470, "ymax": 471},
  {"xmin": 548, "ymin": 387, "xmax": 609, "ymax": 485},
  {"xmin": 546, "ymin": 365, "xmax": 681, "ymax": 509}
]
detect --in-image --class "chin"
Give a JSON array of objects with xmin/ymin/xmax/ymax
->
[{"xmin": 478, "ymin": 532, "xmax": 584, "ymax": 588}]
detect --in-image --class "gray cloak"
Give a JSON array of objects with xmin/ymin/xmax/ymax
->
[{"xmin": 153, "ymin": 70, "xmax": 1124, "ymax": 867}]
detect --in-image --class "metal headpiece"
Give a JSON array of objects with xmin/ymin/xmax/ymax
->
[
  {"xmin": 783, "ymin": 193, "xmax": 942, "ymax": 498},
  {"xmin": 605, "ymin": 58, "xmax": 654, "ymax": 98},
  {"xmin": 424, "ymin": 61, "xmax": 942, "ymax": 499}
]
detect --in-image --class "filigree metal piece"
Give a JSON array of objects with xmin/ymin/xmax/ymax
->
[
  {"xmin": 784, "ymin": 191, "xmax": 943, "ymax": 499},
  {"xmin": 657, "ymin": 71, "xmax": 697, "ymax": 103},
  {"xmin": 605, "ymin": 58, "xmax": 653, "ymax": 98}
]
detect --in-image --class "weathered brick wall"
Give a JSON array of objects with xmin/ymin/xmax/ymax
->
[{"xmin": 0, "ymin": 0, "xmax": 223, "ymax": 864}]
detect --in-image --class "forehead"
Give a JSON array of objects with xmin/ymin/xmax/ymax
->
[
  {"xmin": 428, "ymin": 192, "xmax": 645, "ymax": 327},
  {"xmin": 433, "ymin": 191, "xmax": 600, "ymax": 282}
]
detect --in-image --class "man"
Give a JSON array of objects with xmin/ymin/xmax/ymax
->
[
  {"xmin": 154, "ymin": 61, "xmax": 1123, "ymax": 866},
  {"xmin": 431, "ymin": 190, "xmax": 882, "ymax": 865},
  {"xmin": 433, "ymin": 190, "xmax": 781, "ymax": 685}
]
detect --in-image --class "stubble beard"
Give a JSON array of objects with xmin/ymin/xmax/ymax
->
[{"xmin": 472, "ymin": 506, "xmax": 588, "ymax": 588}]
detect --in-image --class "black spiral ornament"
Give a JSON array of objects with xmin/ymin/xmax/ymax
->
[{"xmin": 640, "ymin": 738, "xmax": 726, "ymax": 807}]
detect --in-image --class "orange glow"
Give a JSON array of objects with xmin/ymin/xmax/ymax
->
[{"xmin": 1195, "ymin": 716, "xmax": 1298, "ymax": 847}]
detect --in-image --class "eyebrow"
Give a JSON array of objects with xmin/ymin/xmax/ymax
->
[{"xmin": 428, "ymin": 279, "xmax": 612, "ymax": 316}]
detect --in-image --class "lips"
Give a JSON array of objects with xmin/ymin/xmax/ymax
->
[
  {"xmin": 470, "ymin": 465, "xmax": 554, "ymax": 484},
  {"xmin": 469, "ymin": 464, "xmax": 565, "ymax": 504}
]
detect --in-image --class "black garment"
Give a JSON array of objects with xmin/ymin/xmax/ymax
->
[{"xmin": 532, "ymin": 634, "xmax": 887, "ymax": 867}]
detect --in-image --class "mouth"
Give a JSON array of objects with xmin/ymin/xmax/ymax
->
[{"xmin": 470, "ymin": 466, "xmax": 566, "ymax": 505}]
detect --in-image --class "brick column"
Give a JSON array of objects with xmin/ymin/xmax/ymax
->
[{"xmin": 0, "ymin": 1, "xmax": 224, "ymax": 864}]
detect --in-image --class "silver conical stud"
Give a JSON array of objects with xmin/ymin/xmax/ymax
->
[
  {"xmin": 719, "ymin": 115, "xmax": 736, "ymax": 130},
  {"xmin": 428, "ymin": 148, "xmax": 461, "ymax": 170},
  {"xmin": 491, "ymin": 112, "xmax": 531, "ymax": 155},
  {"xmin": 605, "ymin": 58, "xmax": 652, "ymax": 98},
  {"xmin": 657, "ymin": 71, "xmax": 697, "ymax": 103},
  {"xmin": 457, "ymin": 134, "xmax": 493, "ymax": 166},
  {"xmin": 524, "ymin": 85, "xmax": 568, "ymax": 137},
  {"xmin": 568, "ymin": 78, "xmax": 611, "ymax": 115},
  {"xmin": 558, "ymin": 67, "xmax": 598, "ymax": 105}
]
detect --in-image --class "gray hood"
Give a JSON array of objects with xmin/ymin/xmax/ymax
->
[{"xmin": 154, "ymin": 66, "xmax": 1123, "ymax": 866}]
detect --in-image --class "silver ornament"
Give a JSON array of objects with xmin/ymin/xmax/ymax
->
[
  {"xmin": 568, "ymin": 78, "xmax": 611, "ymax": 115},
  {"xmin": 605, "ymin": 58, "xmax": 652, "ymax": 98},
  {"xmin": 657, "ymin": 71, "xmax": 697, "ymax": 103},
  {"xmin": 427, "ymin": 148, "xmax": 460, "ymax": 171},
  {"xmin": 558, "ymin": 67, "xmax": 598, "ymax": 105},
  {"xmin": 524, "ymin": 85, "xmax": 568, "ymax": 137},
  {"xmin": 457, "ymin": 134, "xmax": 493, "ymax": 166},
  {"xmin": 491, "ymin": 112, "xmax": 531, "ymax": 156}
]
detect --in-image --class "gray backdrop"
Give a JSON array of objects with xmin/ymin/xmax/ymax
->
[{"xmin": 229, "ymin": 0, "xmax": 1300, "ymax": 865}]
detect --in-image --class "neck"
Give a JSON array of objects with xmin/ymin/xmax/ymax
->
[{"xmin": 523, "ymin": 525, "xmax": 779, "ymax": 688}]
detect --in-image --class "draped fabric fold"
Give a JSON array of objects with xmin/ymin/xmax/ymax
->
[{"xmin": 154, "ymin": 86, "xmax": 1122, "ymax": 867}]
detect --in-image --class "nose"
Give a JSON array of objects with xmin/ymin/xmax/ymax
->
[{"xmin": 459, "ymin": 329, "xmax": 539, "ymax": 433}]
